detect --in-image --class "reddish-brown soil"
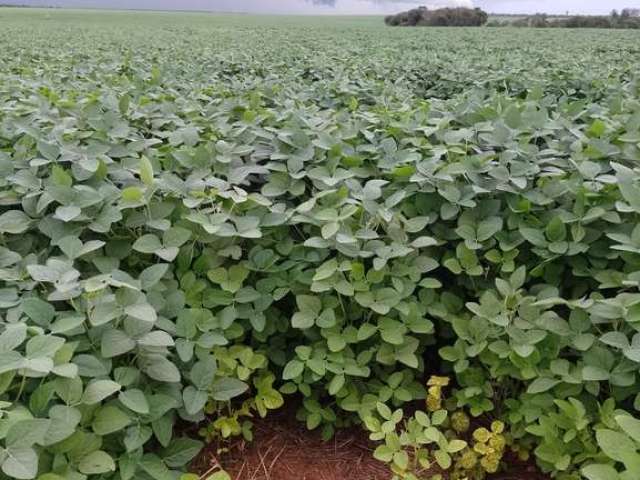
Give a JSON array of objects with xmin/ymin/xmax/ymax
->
[
  {"xmin": 192, "ymin": 406, "xmax": 548, "ymax": 480},
  {"xmin": 192, "ymin": 406, "xmax": 389, "ymax": 480}
]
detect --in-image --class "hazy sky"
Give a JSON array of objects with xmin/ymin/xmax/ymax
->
[{"xmin": 5, "ymin": 0, "xmax": 636, "ymax": 15}]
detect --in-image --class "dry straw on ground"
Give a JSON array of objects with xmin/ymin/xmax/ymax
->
[{"xmin": 191, "ymin": 405, "xmax": 548, "ymax": 480}]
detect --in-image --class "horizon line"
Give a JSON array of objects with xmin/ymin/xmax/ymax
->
[{"xmin": 0, "ymin": 5, "xmax": 609, "ymax": 17}]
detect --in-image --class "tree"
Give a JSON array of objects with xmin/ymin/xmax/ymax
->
[{"xmin": 384, "ymin": 7, "xmax": 489, "ymax": 27}]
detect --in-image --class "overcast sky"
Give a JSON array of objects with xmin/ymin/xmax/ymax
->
[{"xmin": 4, "ymin": 0, "xmax": 636, "ymax": 16}]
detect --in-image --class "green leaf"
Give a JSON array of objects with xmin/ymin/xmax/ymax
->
[
  {"xmin": 545, "ymin": 217, "xmax": 566, "ymax": 242},
  {"xmin": 140, "ymin": 264, "xmax": 169, "ymax": 290},
  {"xmin": 393, "ymin": 450, "xmax": 409, "ymax": 470},
  {"xmin": 600, "ymin": 332, "xmax": 629, "ymax": 349},
  {"xmin": 328, "ymin": 374, "xmax": 345, "ymax": 395},
  {"xmin": 477, "ymin": 217, "xmax": 503, "ymax": 242},
  {"xmin": 357, "ymin": 324, "xmax": 377, "ymax": 341},
  {"xmin": 207, "ymin": 265, "xmax": 248, "ymax": 292},
  {"xmin": 291, "ymin": 295, "xmax": 322, "ymax": 329},
  {"xmin": 92, "ymin": 406, "xmax": 131, "ymax": 435},
  {"xmin": 133, "ymin": 234, "xmax": 162, "ymax": 253},
  {"xmin": 122, "ymin": 186, "xmax": 144, "ymax": 202},
  {"xmin": 82, "ymin": 380, "xmax": 121, "ymax": 405},
  {"xmin": 431, "ymin": 410, "xmax": 448, "ymax": 426},
  {"xmin": 119, "ymin": 389, "xmax": 150, "ymax": 414},
  {"xmin": 291, "ymin": 311, "xmax": 315, "ymax": 329},
  {"xmin": 38, "ymin": 140, "xmax": 60, "ymax": 161},
  {"xmin": 0, "ymin": 211, "xmax": 31, "ymax": 234},
  {"xmin": 21, "ymin": 298, "xmax": 54, "ymax": 326},
  {"xmin": 313, "ymin": 259, "xmax": 338, "ymax": 282},
  {"xmin": 161, "ymin": 438, "xmax": 203, "ymax": 468},
  {"xmin": 152, "ymin": 414, "xmax": 174, "ymax": 448},
  {"xmin": 138, "ymin": 330, "xmax": 174, "ymax": 347},
  {"xmin": 296, "ymin": 295, "xmax": 322, "ymax": 315},
  {"xmin": 42, "ymin": 405, "xmax": 82, "ymax": 446},
  {"xmin": 434, "ymin": 449, "xmax": 452, "ymax": 469},
  {"xmin": 190, "ymin": 357, "xmax": 217, "ymax": 390},
  {"xmin": 50, "ymin": 315, "xmax": 84, "ymax": 334},
  {"xmin": 206, "ymin": 472, "xmax": 231, "ymax": 480},
  {"xmin": 0, "ymin": 324, "xmax": 27, "ymax": 352},
  {"xmin": 101, "ymin": 329, "xmax": 136, "ymax": 358},
  {"xmin": 373, "ymin": 444, "xmax": 394, "ymax": 462},
  {"xmin": 616, "ymin": 415, "xmax": 640, "ymax": 444},
  {"xmin": 140, "ymin": 155, "xmax": 154, "ymax": 186},
  {"xmin": 163, "ymin": 227, "xmax": 192, "ymax": 248},
  {"xmin": 26, "ymin": 335, "xmax": 64, "ymax": 358},
  {"xmin": 596, "ymin": 429, "xmax": 637, "ymax": 462},
  {"xmin": 141, "ymin": 355, "xmax": 181, "ymax": 383},
  {"xmin": 1, "ymin": 447, "xmax": 38, "ymax": 479},
  {"xmin": 520, "ymin": 227, "xmax": 547, "ymax": 247},
  {"xmin": 6, "ymin": 419, "xmax": 49, "ymax": 448},
  {"xmin": 583, "ymin": 365, "xmax": 610, "ymax": 381},
  {"xmin": 587, "ymin": 119, "xmax": 607, "ymax": 137},
  {"xmin": 55, "ymin": 205, "xmax": 81, "ymax": 222},
  {"xmin": 54, "ymin": 378, "xmax": 83, "ymax": 406},
  {"xmin": 78, "ymin": 450, "xmax": 116, "ymax": 475},
  {"xmin": 447, "ymin": 439, "xmax": 467, "ymax": 453},
  {"xmin": 123, "ymin": 424, "xmax": 153, "ymax": 453},
  {"xmin": 527, "ymin": 377, "xmax": 561, "ymax": 394},
  {"xmin": 125, "ymin": 303, "xmax": 157, "ymax": 323},
  {"xmin": 183, "ymin": 386, "xmax": 208, "ymax": 415},
  {"xmin": 139, "ymin": 454, "xmax": 173, "ymax": 480},
  {"xmin": 50, "ymin": 165, "xmax": 72, "ymax": 188},
  {"xmin": 282, "ymin": 359, "xmax": 304, "ymax": 380},
  {"xmin": 211, "ymin": 378, "xmax": 248, "ymax": 401},
  {"xmin": 581, "ymin": 464, "xmax": 620, "ymax": 480}
]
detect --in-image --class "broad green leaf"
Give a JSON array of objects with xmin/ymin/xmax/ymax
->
[
  {"xmin": 161, "ymin": 438, "xmax": 203, "ymax": 468},
  {"xmin": 206, "ymin": 472, "xmax": 231, "ymax": 480},
  {"xmin": 78, "ymin": 451, "xmax": 116, "ymax": 475},
  {"xmin": 141, "ymin": 355, "xmax": 181, "ymax": 383},
  {"xmin": 527, "ymin": 377, "xmax": 561, "ymax": 394},
  {"xmin": 616, "ymin": 415, "xmax": 640, "ymax": 444},
  {"xmin": 125, "ymin": 303, "xmax": 157, "ymax": 323},
  {"xmin": 119, "ymin": 389, "xmax": 150, "ymax": 414},
  {"xmin": 6, "ymin": 419, "xmax": 50, "ymax": 448},
  {"xmin": 140, "ymin": 156, "xmax": 154, "ymax": 186},
  {"xmin": 0, "ymin": 211, "xmax": 31, "ymax": 234},
  {"xmin": 211, "ymin": 378, "xmax": 248, "ymax": 401},
  {"xmin": 1, "ymin": 447, "xmax": 38, "ymax": 479},
  {"xmin": 190, "ymin": 357, "xmax": 217, "ymax": 390},
  {"xmin": 139, "ymin": 454, "xmax": 172, "ymax": 480},
  {"xmin": 182, "ymin": 386, "xmax": 208, "ymax": 415},
  {"xmin": 582, "ymin": 464, "xmax": 620, "ymax": 480},
  {"xmin": 122, "ymin": 186, "xmax": 143, "ymax": 202},
  {"xmin": 282, "ymin": 359, "xmax": 304, "ymax": 380},
  {"xmin": 92, "ymin": 406, "xmax": 131, "ymax": 435},
  {"xmin": 82, "ymin": 380, "xmax": 121, "ymax": 405},
  {"xmin": 596, "ymin": 429, "xmax": 637, "ymax": 462}
]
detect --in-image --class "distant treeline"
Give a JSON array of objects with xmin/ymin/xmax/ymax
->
[
  {"xmin": 384, "ymin": 6, "xmax": 640, "ymax": 29},
  {"xmin": 384, "ymin": 7, "xmax": 488, "ymax": 27},
  {"xmin": 488, "ymin": 9, "xmax": 640, "ymax": 29}
]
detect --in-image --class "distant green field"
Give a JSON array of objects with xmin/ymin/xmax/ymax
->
[
  {"xmin": 1, "ymin": 7, "xmax": 640, "ymax": 480},
  {"xmin": 1, "ymin": 7, "xmax": 638, "ymax": 101},
  {"xmin": 0, "ymin": 7, "xmax": 383, "ymax": 27}
]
